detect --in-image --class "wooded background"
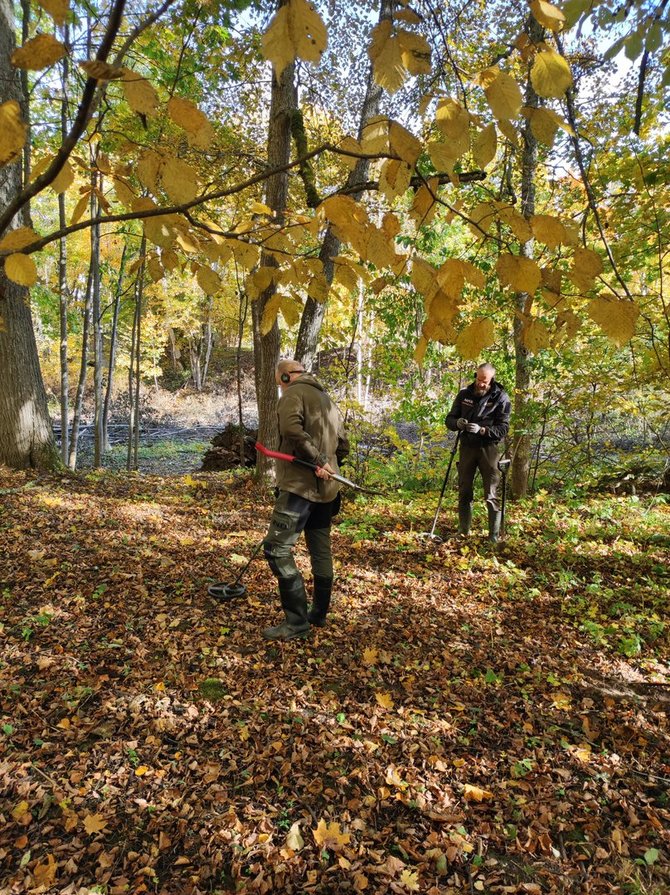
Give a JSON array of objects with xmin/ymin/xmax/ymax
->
[{"xmin": 0, "ymin": 0, "xmax": 668, "ymax": 493}]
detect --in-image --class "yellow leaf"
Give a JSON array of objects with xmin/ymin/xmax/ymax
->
[
  {"xmin": 423, "ymin": 316, "xmax": 455, "ymax": 346},
  {"xmin": 413, "ymin": 334, "xmax": 428, "ymax": 365},
  {"xmin": 197, "ymin": 265, "xmax": 222, "ymax": 295},
  {"xmin": 389, "ymin": 120, "xmax": 422, "ymax": 168},
  {"xmin": 553, "ymin": 308, "xmax": 581, "ymax": 343},
  {"xmin": 360, "ymin": 121, "xmax": 391, "ymax": 163},
  {"xmin": 484, "ymin": 68, "xmax": 523, "ymax": 120},
  {"xmin": 427, "ymin": 141, "xmax": 458, "ymax": 177},
  {"xmin": 70, "ymin": 191, "xmax": 90, "ymax": 225},
  {"xmin": 113, "ymin": 176, "xmax": 135, "ymax": 208},
  {"xmin": 308, "ymin": 271, "xmax": 329, "ymax": 303},
  {"xmin": 51, "ymin": 159, "xmax": 74, "ymax": 195},
  {"xmin": 455, "ymin": 318, "xmax": 495, "ymax": 360},
  {"xmin": 522, "ymin": 106, "xmax": 574, "ymax": 146},
  {"xmin": 400, "ymin": 868, "xmax": 420, "ymax": 891},
  {"xmin": 523, "ymin": 318, "xmax": 550, "ymax": 353},
  {"xmin": 530, "ymin": 214, "xmax": 567, "ymax": 247},
  {"xmin": 362, "ymin": 647, "xmax": 378, "ymax": 666},
  {"xmin": 385, "ymin": 765, "xmax": 408, "ymax": 789},
  {"xmin": 497, "ymin": 117, "xmax": 520, "ymax": 147},
  {"xmin": 337, "ymin": 135, "xmax": 362, "ymax": 171},
  {"xmin": 551, "ymin": 692, "xmax": 572, "ymax": 710},
  {"xmin": 12, "ymin": 800, "xmax": 31, "ymax": 822},
  {"xmin": 161, "ymin": 156, "xmax": 198, "ymax": 204},
  {"xmin": 5, "ymin": 253, "xmax": 37, "ymax": 287},
  {"xmin": 496, "ymin": 254, "xmax": 541, "ymax": 293},
  {"xmin": 0, "ymin": 226, "xmax": 39, "ymax": 253},
  {"xmin": 83, "ymin": 813, "xmax": 108, "ymax": 834},
  {"xmin": 134, "ymin": 765, "xmax": 150, "ymax": 776},
  {"xmin": 531, "ymin": 46, "xmax": 573, "ymax": 98},
  {"xmin": 588, "ymin": 297, "xmax": 639, "ymax": 345},
  {"xmin": 137, "ymin": 150, "xmax": 162, "ymax": 193},
  {"xmin": 79, "ymin": 60, "xmax": 124, "ymax": 81},
  {"xmin": 261, "ymin": 0, "xmax": 327, "ymax": 79},
  {"xmin": 368, "ymin": 20, "xmax": 406, "ymax": 93},
  {"xmin": 313, "ymin": 819, "xmax": 351, "ymax": 851},
  {"xmin": 167, "ymin": 96, "xmax": 210, "ymax": 137},
  {"xmin": 35, "ymin": 0, "xmax": 69, "ymax": 25},
  {"xmin": 280, "ymin": 294, "xmax": 302, "ymax": 326},
  {"xmin": 230, "ymin": 240, "xmax": 260, "ymax": 270},
  {"xmin": 0, "ymin": 100, "xmax": 27, "ymax": 166},
  {"xmin": 375, "ymin": 691, "xmax": 394, "ymax": 710},
  {"xmin": 286, "ymin": 821, "xmax": 305, "ymax": 851},
  {"xmin": 472, "ymin": 123, "xmax": 497, "ymax": 168},
  {"xmin": 11, "ymin": 34, "xmax": 66, "ymax": 70},
  {"xmin": 122, "ymin": 69, "xmax": 159, "ymax": 117},
  {"xmin": 435, "ymin": 98, "xmax": 470, "ymax": 156},
  {"xmin": 530, "ymin": 0, "xmax": 566, "ymax": 32},
  {"xmin": 397, "ymin": 29, "xmax": 431, "ymax": 75},
  {"xmin": 463, "ymin": 783, "xmax": 494, "ymax": 802},
  {"xmin": 467, "ymin": 201, "xmax": 497, "ymax": 237},
  {"xmin": 409, "ymin": 178, "xmax": 439, "ymax": 228},
  {"xmin": 147, "ymin": 255, "xmax": 164, "ymax": 281},
  {"xmin": 260, "ymin": 293, "xmax": 282, "ymax": 335}
]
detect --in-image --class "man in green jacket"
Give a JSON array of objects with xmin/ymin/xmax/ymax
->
[{"xmin": 262, "ymin": 359, "xmax": 349, "ymax": 641}]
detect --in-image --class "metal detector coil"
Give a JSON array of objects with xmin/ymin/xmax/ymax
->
[{"xmin": 207, "ymin": 540, "xmax": 264, "ymax": 601}]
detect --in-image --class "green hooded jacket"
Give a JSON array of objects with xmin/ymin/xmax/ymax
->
[{"xmin": 275, "ymin": 372, "xmax": 348, "ymax": 503}]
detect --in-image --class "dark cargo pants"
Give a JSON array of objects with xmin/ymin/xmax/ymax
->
[
  {"xmin": 263, "ymin": 490, "xmax": 338, "ymax": 581},
  {"xmin": 457, "ymin": 440, "xmax": 502, "ymax": 515}
]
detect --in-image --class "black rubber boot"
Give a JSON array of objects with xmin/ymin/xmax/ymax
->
[
  {"xmin": 487, "ymin": 505, "xmax": 502, "ymax": 543},
  {"xmin": 263, "ymin": 575, "xmax": 311, "ymax": 641},
  {"xmin": 307, "ymin": 575, "xmax": 333, "ymax": 628},
  {"xmin": 458, "ymin": 503, "xmax": 472, "ymax": 536}
]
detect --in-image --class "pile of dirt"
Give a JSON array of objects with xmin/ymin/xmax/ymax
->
[{"xmin": 201, "ymin": 423, "xmax": 258, "ymax": 471}]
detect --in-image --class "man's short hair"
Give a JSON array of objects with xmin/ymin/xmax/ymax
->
[{"xmin": 477, "ymin": 362, "xmax": 495, "ymax": 377}]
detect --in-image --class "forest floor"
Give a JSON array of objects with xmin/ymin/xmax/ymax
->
[{"xmin": 1, "ymin": 465, "xmax": 669, "ymax": 895}]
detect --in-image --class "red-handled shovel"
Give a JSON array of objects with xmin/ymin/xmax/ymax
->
[{"xmin": 255, "ymin": 442, "xmax": 381, "ymax": 495}]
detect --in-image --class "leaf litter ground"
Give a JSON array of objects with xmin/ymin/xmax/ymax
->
[{"xmin": 0, "ymin": 466, "xmax": 668, "ymax": 895}]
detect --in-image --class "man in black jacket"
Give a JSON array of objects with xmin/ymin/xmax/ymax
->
[{"xmin": 446, "ymin": 363, "xmax": 511, "ymax": 542}]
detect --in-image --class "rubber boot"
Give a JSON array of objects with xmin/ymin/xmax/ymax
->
[
  {"xmin": 487, "ymin": 505, "xmax": 502, "ymax": 543},
  {"xmin": 263, "ymin": 575, "xmax": 311, "ymax": 641},
  {"xmin": 458, "ymin": 503, "xmax": 472, "ymax": 536},
  {"xmin": 308, "ymin": 576, "xmax": 333, "ymax": 628}
]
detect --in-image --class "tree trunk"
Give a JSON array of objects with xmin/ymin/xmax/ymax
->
[
  {"xmin": 68, "ymin": 271, "xmax": 93, "ymax": 470},
  {"xmin": 0, "ymin": 0, "xmax": 58, "ymax": 470},
  {"xmin": 253, "ymin": 1, "xmax": 295, "ymax": 480},
  {"xmin": 102, "ymin": 242, "xmax": 127, "ymax": 450},
  {"xmin": 510, "ymin": 17, "xmax": 542, "ymax": 499},
  {"xmin": 58, "ymin": 41, "xmax": 70, "ymax": 464},
  {"xmin": 91, "ymin": 184, "xmax": 104, "ymax": 468},
  {"xmin": 294, "ymin": 0, "xmax": 389, "ymax": 369}
]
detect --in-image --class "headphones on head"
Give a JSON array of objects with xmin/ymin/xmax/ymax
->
[{"xmin": 280, "ymin": 368, "xmax": 305, "ymax": 384}]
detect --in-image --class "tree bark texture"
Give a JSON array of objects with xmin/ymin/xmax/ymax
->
[
  {"xmin": 510, "ymin": 16, "xmax": 542, "ymax": 499},
  {"xmin": 253, "ymin": 3, "xmax": 296, "ymax": 480},
  {"xmin": 0, "ymin": 0, "xmax": 58, "ymax": 470},
  {"xmin": 294, "ymin": 0, "xmax": 390, "ymax": 370}
]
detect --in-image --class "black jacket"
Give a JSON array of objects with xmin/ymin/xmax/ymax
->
[{"xmin": 446, "ymin": 380, "xmax": 511, "ymax": 446}]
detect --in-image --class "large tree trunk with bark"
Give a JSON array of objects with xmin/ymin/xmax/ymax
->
[
  {"xmin": 253, "ymin": 2, "xmax": 296, "ymax": 480},
  {"xmin": 510, "ymin": 17, "xmax": 542, "ymax": 499},
  {"xmin": 294, "ymin": 0, "xmax": 390, "ymax": 370},
  {"xmin": 0, "ymin": 0, "xmax": 58, "ymax": 470}
]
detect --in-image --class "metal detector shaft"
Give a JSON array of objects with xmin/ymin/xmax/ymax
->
[
  {"xmin": 427, "ymin": 432, "xmax": 461, "ymax": 538},
  {"xmin": 231, "ymin": 539, "xmax": 264, "ymax": 587},
  {"xmin": 255, "ymin": 442, "xmax": 379, "ymax": 494}
]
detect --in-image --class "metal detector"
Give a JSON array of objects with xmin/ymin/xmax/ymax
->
[
  {"xmin": 498, "ymin": 458, "xmax": 511, "ymax": 538},
  {"xmin": 207, "ymin": 539, "xmax": 264, "ymax": 601},
  {"xmin": 419, "ymin": 432, "xmax": 461, "ymax": 542}
]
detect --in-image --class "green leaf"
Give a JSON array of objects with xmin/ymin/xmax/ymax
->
[{"xmin": 644, "ymin": 847, "xmax": 659, "ymax": 865}]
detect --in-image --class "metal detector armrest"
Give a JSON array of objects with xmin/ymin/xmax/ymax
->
[{"xmin": 498, "ymin": 459, "xmax": 511, "ymax": 473}]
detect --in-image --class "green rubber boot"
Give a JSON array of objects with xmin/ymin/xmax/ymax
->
[{"xmin": 263, "ymin": 575, "xmax": 311, "ymax": 641}]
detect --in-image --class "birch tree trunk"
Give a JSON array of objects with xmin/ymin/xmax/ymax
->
[{"xmin": 0, "ymin": 0, "xmax": 58, "ymax": 470}]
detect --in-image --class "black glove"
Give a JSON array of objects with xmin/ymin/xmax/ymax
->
[
  {"xmin": 466, "ymin": 422, "xmax": 482, "ymax": 434},
  {"xmin": 456, "ymin": 418, "xmax": 468, "ymax": 430}
]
